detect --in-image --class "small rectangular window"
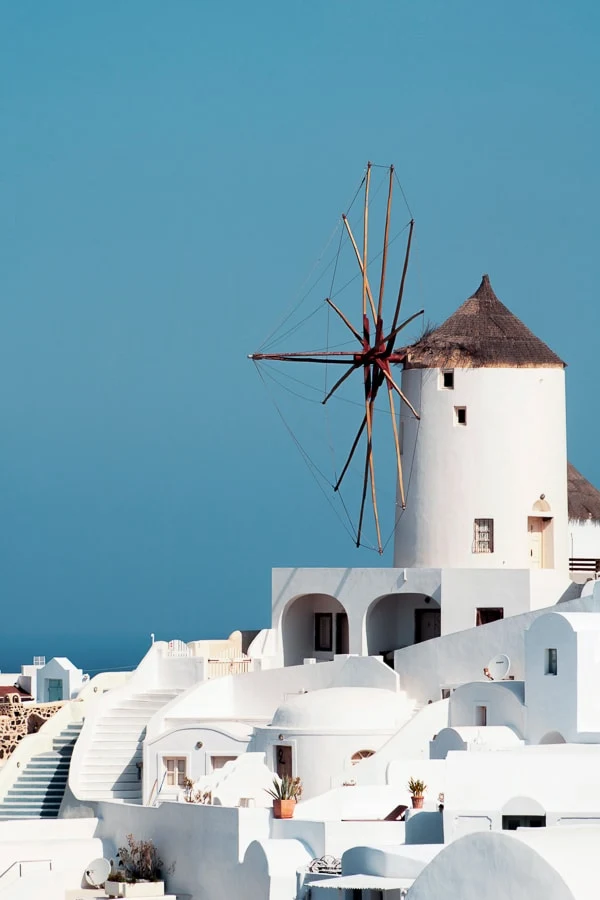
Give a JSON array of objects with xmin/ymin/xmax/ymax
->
[
  {"xmin": 474, "ymin": 519, "xmax": 494, "ymax": 553},
  {"xmin": 476, "ymin": 607, "xmax": 503, "ymax": 625},
  {"xmin": 475, "ymin": 705, "xmax": 487, "ymax": 726},
  {"xmin": 164, "ymin": 757, "xmax": 186, "ymax": 788},
  {"xmin": 315, "ymin": 613, "xmax": 333, "ymax": 651},
  {"xmin": 442, "ymin": 370, "xmax": 454, "ymax": 389},
  {"xmin": 455, "ymin": 406, "xmax": 467, "ymax": 425},
  {"xmin": 546, "ymin": 648, "xmax": 558, "ymax": 675},
  {"xmin": 503, "ymin": 815, "xmax": 546, "ymax": 830}
]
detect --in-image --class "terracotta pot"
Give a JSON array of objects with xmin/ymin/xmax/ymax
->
[
  {"xmin": 273, "ymin": 799, "xmax": 296, "ymax": 819},
  {"xmin": 411, "ymin": 795, "xmax": 424, "ymax": 809}
]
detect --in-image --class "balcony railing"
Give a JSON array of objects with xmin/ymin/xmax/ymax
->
[
  {"xmin": 569, "ymin": 557, "xmax": 600, "ymax": 574},
  {"xmin": 207, "ymin": 658, "xmax": 252, "ymax": 679}
]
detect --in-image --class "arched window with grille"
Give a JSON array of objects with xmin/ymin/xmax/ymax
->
[{"xmin": 351, "ymin": 749, "xmax": 375, "ymax": 765}]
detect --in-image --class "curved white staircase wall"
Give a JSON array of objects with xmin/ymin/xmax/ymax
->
[{"xmin": 69, "ymin": 642, "xmax": 204, "ymax": 803}]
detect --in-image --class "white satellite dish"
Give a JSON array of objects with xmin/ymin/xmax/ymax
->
[
  {"xmin": 85, "ymin": 858, "xmax": 111, "ymax": 888},
  {"xmin": 486, "ymin": 654, "xmax": 511, "ymax": 681}
]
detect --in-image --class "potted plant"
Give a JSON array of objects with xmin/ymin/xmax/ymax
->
[
  {"xmin": 408, "ymin": 777, "xmax": 427, "ymax": 809},
  {"xmin": 266, "ymin": 774, "xmax": 302, "ymax": 819},
  {"xmin": 105, "ymin": 834, "xmax": 168, "ymax": 897}
]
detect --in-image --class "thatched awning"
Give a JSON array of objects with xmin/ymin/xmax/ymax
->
[
  {"xmin": 568, "ymin": 462, "xmax": 600, "ymax": 523},
  {"xmin": 404, "ymin": 274, "xmax": 565, "ymax": 369}
]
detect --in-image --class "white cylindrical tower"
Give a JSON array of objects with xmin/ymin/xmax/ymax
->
[{"xmin": 394, "ymin": 275, "xmax": 568, "ymax": 571}]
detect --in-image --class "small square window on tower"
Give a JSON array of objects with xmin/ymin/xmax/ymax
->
[
  {"xmin": 474, "ymin": 519, "xmax": 494, "ymax": 553},
  {"xmin": 441, "ymin": 370, "xmax": 454, "ymax": 389},
  {"xmin": 455, "ymin": 406, "xmax": 467, "ymax": 425}
]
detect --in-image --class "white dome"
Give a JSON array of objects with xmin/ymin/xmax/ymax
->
[{"xmin": 271, "ymin": 687, "xmax": 404, "ymax": 731}]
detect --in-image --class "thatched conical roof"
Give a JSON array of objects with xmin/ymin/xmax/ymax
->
[
  {"xmin": 568, "ymin": 462, "xmax": 600, "ymax": 522},
  {"xmin": 404, "ymin": 275, "xmax": 565, "ymax": 369}
]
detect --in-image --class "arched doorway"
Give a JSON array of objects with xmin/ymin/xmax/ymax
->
[
  {"xmin": 282, "ymin": 594, "xmax": 349, "ymax": 666},
  {"xmin": 539, "ymin": 731, "xmax": 566, "ymax": 745},
  {"xmin": 528, "ymin": 498, "xmax": 554, "ymax": 569},
  {"xmin": 366, "ymin": 593, "xmax": 440, "ymax": 657}
]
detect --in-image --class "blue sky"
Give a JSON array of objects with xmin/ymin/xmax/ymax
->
[{"xmin": 1, "ymin": 1, "xmax": 599, "ymax": 671}]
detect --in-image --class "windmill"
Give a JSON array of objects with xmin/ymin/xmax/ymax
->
[{"xmin": 249, "ymin": 163, "xmax": 423, "ymax": 554}]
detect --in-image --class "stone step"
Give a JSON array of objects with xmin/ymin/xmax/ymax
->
[
  {"xmin": 0, "ymin": 801, "xmax": 61, "ymax": 811},
  {"xmin": 15, "ymin": 771, "xmax": 69, "ymax": 784},
  {"xmin": 0, "ymin": 811, "xmax": 60, "ymax": 819}
]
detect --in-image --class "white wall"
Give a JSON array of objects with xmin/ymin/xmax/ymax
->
[
  {"xmin": 525, "ymin": 613, "xmax": 578, "ymax": 743},
  {"xmin": 442, "ymin": 744, "xmax": 600, "ymax": 839},
  {"xmin": 408, "ymin": 830, "xmax": 588, "ymax": 900},
  {"xmin": 569, "ymin": 519, "xmax": 600, "ymax": 560},
  {"xmin": 36, "ymin": 658, "xmax": 83, "ymax": 702},
  {"xmin": 430, "ymin": 726, "xmax": 523, "ymax": 759},
  {"xmin": 0, "ymin": 818, "xmax": 106, "ymax": 899},
  {"xmin": 441, "ymin": 568, "xmax": 529, "ymax": 635},
  {"xmin": 94, "ymin": 800, "xmax": 272, "ymax": 900},
  {"xmin": 144, "ymin": 724, "xmax": 252, "ymax": 804},
  {"xmin": 271, "ymin": 566, "xmax": 577, "ymax": 672},
  {"xmin": 148, "ymin": 656, "xmax": 400, "ymax": 740},
  {"xmin": 348, "ymin": 701, "xmax": 450, "ymax": 786},
  {"xmin": 251, "ymin": 728, "xmax": 399, "ymax": 800},
  {"xmin": 271, "ymin": 567, "xmax": 441, "ymax": 660},
  {"xmin": 394, "ymin": 366, "xmax": 569, "ymax": 572},
  {"xmin": 394, "ymin": 589, "xmax": 599, "ymax": 706},
  {"xmin": 448, "ymin": 682, "xmax": 525, "ymax": 737}
]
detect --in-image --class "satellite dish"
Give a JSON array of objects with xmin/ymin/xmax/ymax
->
[
  {"xmin": 486, "ymin": 654, "xmax": 511, "ymax": 681},
  {"xmin": 85, "ymin": 858, "xmax": 111, "ymax": 888}
]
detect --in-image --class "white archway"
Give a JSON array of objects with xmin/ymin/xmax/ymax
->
[
  {"xmin": 366, "ymin": 593, "xmax": 440, "ymax": 657},
  {"xmin": 282, "ymin": 593, "xmax": 349, "ymax": 666}
]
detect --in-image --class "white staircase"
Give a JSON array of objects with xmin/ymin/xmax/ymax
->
[{"xmin": 76, "ymin": 689, "xmax": 180, "ymax": 802}]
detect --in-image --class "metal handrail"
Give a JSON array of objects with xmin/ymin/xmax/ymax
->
[{"xmin": 0, "ymin": 858, "xmax": 52, "ymax": 884}]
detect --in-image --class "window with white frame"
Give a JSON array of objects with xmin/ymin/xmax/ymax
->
[
  {"xmin": 473, "ymin": 519, "xmax": 494, "ymax": 553},
  {"xmin": 164, "ymin": 757, "xmax": 187, "ymax": 788},
  {"xmin": 441, "ymin": 369, "xmax": 454, "ymax": 389},
  {"xmin": 455, "ymin": 405, "xmax": 467, "ymax": 425}
]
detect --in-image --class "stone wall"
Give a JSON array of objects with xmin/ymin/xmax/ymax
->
[{"xmin": 0, "ymin": 693, "xmax": 63, "ymax": 761}]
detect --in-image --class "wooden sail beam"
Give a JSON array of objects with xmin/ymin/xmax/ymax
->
[
  {"xmin": 387, "ymin": 381, "xmax": 405, "ymax": 509},
  {"xmin": 342, "ymin": 215, "xmax": 378, "ymax": 323},
  {"xmin": 385, "ymin": 309, "xmax": 425, "ymax": 347},
  {"xmin": 377, "ymin": 165, "xmax": 394, "ymax": 321},
  {"xmin": 366, "ymin": 398, "xmax": 383, "ymax": 553},
  {"xmin": 249, "ymin": 351, "xmax": 356, "ymax": 365},
  {"xmin": 362, "ymin": 163, "xmax": 372, "ymax": 321},
  {"xmin": 322, "ymin": 362, "xmax": 360, "ymax": 405},
  {"xmin": 376, "ymin": 362, "xmax": 420, "ymax": 420},
  {"xmin": 334, "ymin": 414, "xmax": 366, "ymax": 492},
  {"xmin": 325, "ymin": 298, "xmax": 363, "ymax": 344},
  {"xmin": 388, "ymin": 218, "xmax": 415, "ymax": 344}
]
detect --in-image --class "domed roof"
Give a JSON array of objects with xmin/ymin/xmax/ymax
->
[
  {"xmin": 271, "ymin": 687, "xmax": 403, "ymax": 731},
  {"xmin": 405, "ymin": 274, "xmax": 565, "ymax": 370}
]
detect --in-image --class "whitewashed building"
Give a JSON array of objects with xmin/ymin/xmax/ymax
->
[{"xmin": 3, "ymin": 275, "xmax": 600, "ymax": 899}]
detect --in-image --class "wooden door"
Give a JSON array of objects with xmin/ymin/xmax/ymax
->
[
  {"xmin": 528, "ymin": 517, "xmax": 543, "ymax": 568},
  {"xmin": 48, "ymin": 679, "xmax": 63, "ymax": 702},
  {"xmin": 275, "ymin": 745, "xmax": 293, "ymax": 780},
  {"xmin": 415, "ymin": 609, "xmax": 441, "ymax": 643}
]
